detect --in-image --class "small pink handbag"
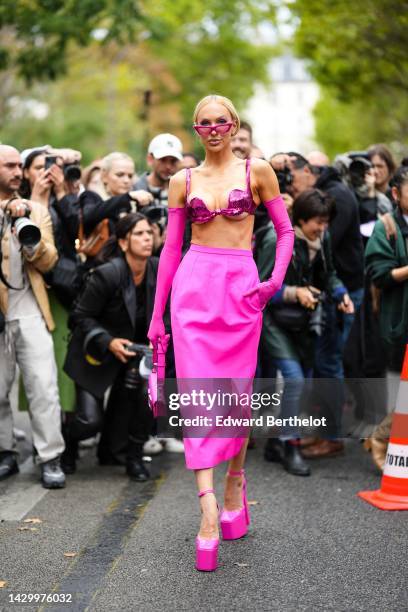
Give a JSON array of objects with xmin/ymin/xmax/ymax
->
[{"xmin": 148, "ymin": 334, "xmax": 170, "ymax": 418}]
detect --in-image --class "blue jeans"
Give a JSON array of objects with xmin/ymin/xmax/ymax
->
[
  {"xmin": 341, "ymin": 287, "xmax": 364, "ymax": 347},
  {"xmin": 314, "ymin": 288, "xmax": 364, "ymax": 437},
  {"xmin": 274, "ymin": 358, "xmax": 312, "ymax": 440}
]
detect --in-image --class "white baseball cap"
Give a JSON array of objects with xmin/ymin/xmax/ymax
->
[{"xmin": 148, "ymin": 133, "xmax": 183, "ymax": 161}]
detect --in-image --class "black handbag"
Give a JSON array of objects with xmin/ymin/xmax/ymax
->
[{"xmin": 270, "ymin": 303, "xmax": 310, "ymax": 333}]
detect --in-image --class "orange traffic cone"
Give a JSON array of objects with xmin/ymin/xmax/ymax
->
[{"xmin": 358, "ymin": 345, "xmax": 408, "ymax": 510}]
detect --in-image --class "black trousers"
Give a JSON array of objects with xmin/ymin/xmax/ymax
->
[{"xmin": 97, "ymin": 369, "xmax": 153, "ymax": 465}]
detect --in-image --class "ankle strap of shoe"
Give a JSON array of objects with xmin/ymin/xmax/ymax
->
[
  {"xmin": 227, "ymin": 469, "xmax": 245, "ymax": 476},
  {"xmin": 198, "ymin": 488, "xmax": 215, "ymax": 498}
]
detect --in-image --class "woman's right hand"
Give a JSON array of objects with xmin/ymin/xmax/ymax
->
[
  {"xmin": 108, "ymin": 338, "xmax": 136, "ymax": 363},
  {"xmin": 129, "ymin": 190, "xmax": 154, "ymax": 207},
  {"xmin": 296, "ymin": 286, "xmax": 320, "ymax": 309},
  {"xmin": 147, "ymin": 317, "xmax": 166, "ymax": 347}
]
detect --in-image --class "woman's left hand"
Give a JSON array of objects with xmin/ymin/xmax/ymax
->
[{"xmin": 244, "ymin": 280, "xmax": 280, "ymax": 310}]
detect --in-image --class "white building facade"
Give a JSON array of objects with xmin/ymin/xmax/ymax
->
[{"xmin": 245, "ymin": 55, "xmax": 320, "ymax": 158}]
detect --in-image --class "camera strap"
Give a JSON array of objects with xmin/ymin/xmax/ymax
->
[{"xmin": 0, "ymin": 210, "xmax": 20, "ymax": 290}]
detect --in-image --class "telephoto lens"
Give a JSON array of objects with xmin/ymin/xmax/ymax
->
[
  {"xmin": 124, "ymin": 355, "xmax": 143, "ymax": 390},
  {"xmin": 13, "ymin": 217, "xmax": 41, "ymax": 248}
]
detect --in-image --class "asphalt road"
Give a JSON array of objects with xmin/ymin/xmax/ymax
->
[{"xmin": 0, "ymin": 436, "xmax": 406, "ymax": 612}]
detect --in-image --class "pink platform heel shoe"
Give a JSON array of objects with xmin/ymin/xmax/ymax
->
[
  {"xmin": 196, "ymin": 488, "xmax": 219, "ymax": 572},
  {"xmin": 220, "ymin": 469, "xmax": 250, "ymax": 540}
]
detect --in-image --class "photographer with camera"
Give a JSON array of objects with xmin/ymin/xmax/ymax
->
[
  {"xmin": 259, "ymin": 189, "xmax": 353, "ymax": 476},
  {"xmin": 334, "ymin": 152, "xmax": 393, "ymax": 244},
  {"xmin": 134, "ymin": 134, "xmax": 183, "ymax": 253},
  {"xmin": 269, "ymin": 152, "xmax": 365, "ymax": 457},
  {"xmin": 0, "ymin": 145, "xmax": 66, "ymax": 488},
  {"xmin": 18, "ymin": 149, "xmax": 85, "ymax": 447},
  {"xmin": 64, "ymin": 213, "xmax": 177, "ymax": 480},
  {"xmin": 367, "ymin": 144, "xmax": 397, "ymax": 201},
  {"xmin": 78, "ymin": 152, "xmax": 153, "ymax": 263},
  {"xmin": 20, "ymin": 149, "xmax": 82, "ymax": 304}
]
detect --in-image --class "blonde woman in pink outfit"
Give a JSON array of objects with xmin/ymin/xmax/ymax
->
[{"xmin": 148, "ymin": 95, "xmax": 294, "ymax": 571}]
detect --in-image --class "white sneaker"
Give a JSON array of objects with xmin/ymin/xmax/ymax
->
[
  {"xmin": 79, "ymin": 436, "xmax": 98, "ymax": 449},
  {"xmin": 13, "ymin": 427, "xmax": 27, "ymax": 441},
  {"xmin": 160, "ymin": 437, "xmax": 184, "ymax": 453},
  {"xmin": 143, "ymin": 436, "xmax": 163, "ymax": 455}
]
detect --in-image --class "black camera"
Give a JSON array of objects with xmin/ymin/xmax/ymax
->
[
  {"xmin": 334, "ymin": 151, "xmax": 371, "ymax": 190},
  {"xmin": 9, "ymin": 208, "xmax": 41, "ymax": 248},
  {"xmin": 124, "ymin": 343, "xmax": 153, "ymax": 390},
  {"xmin": 141, "ymin": 187, "xmax": 169, "ymax": 231},
  {"xmin": 276, "ymin": 165, "xmax": 293, "ymax": 193},
  {"xmin": 45, "ymin": 155, "xmax": 81, "ymax": 182},
  {"xmin": 309, "ymin": 290, "xmax": 327, "ymax": 336},
  {"xmin": 348, "ymin": 156, "xmax": 371, "ymax": 189},
  {"xmin": 64, "ymin": 162, "xmax": 81, "ymax": 182}
]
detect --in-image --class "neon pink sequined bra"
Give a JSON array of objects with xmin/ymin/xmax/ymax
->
[{"xmin": 185, "ymin": 158, "xmax": 257, "ymax": 224}]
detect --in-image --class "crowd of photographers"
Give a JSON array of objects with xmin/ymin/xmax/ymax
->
[{"xmin": 0, "ymin": 124, "xmax": 407, "ymax": 488}]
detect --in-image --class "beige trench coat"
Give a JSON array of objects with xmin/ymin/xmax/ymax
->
[{"xmin": 0, "ymin": 200, "xmax": 58, "ymax": 331}]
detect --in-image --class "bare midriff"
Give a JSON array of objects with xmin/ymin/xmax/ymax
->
[{"xmin": 190, "ymin": 212, "xmax": 256, "ymax": 250}]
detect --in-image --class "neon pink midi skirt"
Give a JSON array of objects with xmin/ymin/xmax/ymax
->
[{"xmin": 170, "ymin": 244, "xmax": 263, "ymax": 469}]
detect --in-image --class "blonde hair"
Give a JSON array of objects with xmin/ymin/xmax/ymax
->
[
  {"xmin": 101, "ymin": 151, "xmax": 134, "ymax": 173},
  {"xmin": 193, "ymin": 95, "xmax": 240, "ymax": 135}
]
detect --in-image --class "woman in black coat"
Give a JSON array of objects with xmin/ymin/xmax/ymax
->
[{"xmin": 64, "ymin": 213, "xmax": 169, "ymax": 480}]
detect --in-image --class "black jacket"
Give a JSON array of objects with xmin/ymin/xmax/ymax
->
[
  {"xmin": 44, "ymin": 194, "xmax": 83, "ymax": 309},
  {"xmin": 64, "ymin": 255, "xmax": 166, "ymax": 397},
  {"xmin": 79, "ymin": 190, "xmax": 132, "ymax": 235},
  {"xmin": 316, "ymin": 167, "xmax": 364, "ymax": 291}
]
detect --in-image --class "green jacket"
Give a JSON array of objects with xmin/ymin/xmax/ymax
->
[
  {"xmin": 365, "ymin": 209, "xmax": 408, "ymax": 367},
  {"xmin": 257, "ymin": 223, "xmax": 345, "ymax": 366}
]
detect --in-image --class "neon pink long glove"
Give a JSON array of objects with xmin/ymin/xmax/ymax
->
[
  {"xmin": 147, "ymin": 207, "xmax": 187, "ymax": 345},
  {"xmin": 244, "ymin": 195, "xmax": 294, "ymax": 308}
]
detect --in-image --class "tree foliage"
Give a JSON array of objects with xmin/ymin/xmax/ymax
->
[
  {"xmin": 0, "ymin": 1, "xmax": 277, "ymax": 163},
  {"xmin": 291, "ymin": 0, "xmax": 408, "ymax": 100},
  {"xmin": 313, "ymin": 88, "xmax": 408, "ymax": 159},
  {"xmin": 290, "ymin": 0, "xmax": 408, "ymax": 155},
  {"xmin": 0, "ymin": 0, "xmax": 146, "ymax": 82}
]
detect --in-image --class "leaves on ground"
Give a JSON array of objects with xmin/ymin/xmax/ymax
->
[
  {"xmin": 23, "ymin": 517, "xmax": 42, "ymax": 524},
  {"xmin": 234, "ymin": 562, "xmax": 248, "ymax": 568},
  {"xmin": 63, "ymin": 552, "xmax": 77, "ymax": 558},
  {"xmin": 248, "ymin": 500, "xmax": 259, "ymax": 506},
  {"xmin": 0, "ymin": 581, "xmax": 7, "ymax": 588},
  {"xmin": 18, "ymin": 527, "xmax": 38, "ymax": 532}
]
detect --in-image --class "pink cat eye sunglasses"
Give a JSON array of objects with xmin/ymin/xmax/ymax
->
[{"xmin": 193, "ymin": 122, "xmax": 234, "ymax": 137}]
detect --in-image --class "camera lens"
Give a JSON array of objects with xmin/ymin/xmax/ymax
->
[
  {"xmin": 124, "ymin": 356, "xmax": 143, "ymax": 390},
  {"xmin": 13, "ymin": 217, "xmax": 41, "ymax": 248},
  {"xmin": 64, "ymin": 164, "xmax": 81, "ymax": 182}
]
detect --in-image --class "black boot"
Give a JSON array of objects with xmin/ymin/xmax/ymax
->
[
  {"xmin": 61, "ymin": 438, "xmax": 78, "ymax": 475},
  {"xmin": 126, "ymin": 441, "xmax": 150, "ymax": 482},
  {"xmin": 264, "ymin": 438, "xmax": 284, "ymax": 462},
  {"xmin": 281, "ymin": 440, "xmax": 311, "ymax": 476}
]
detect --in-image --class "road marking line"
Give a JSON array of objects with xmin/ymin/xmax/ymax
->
[
  {"xmin": 0, "ymin": 457, "xmax": 47, "ymax": 522},
  {"xmin": 0, "ymin": 483, "xmax": 47, "ymax": 522}
]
